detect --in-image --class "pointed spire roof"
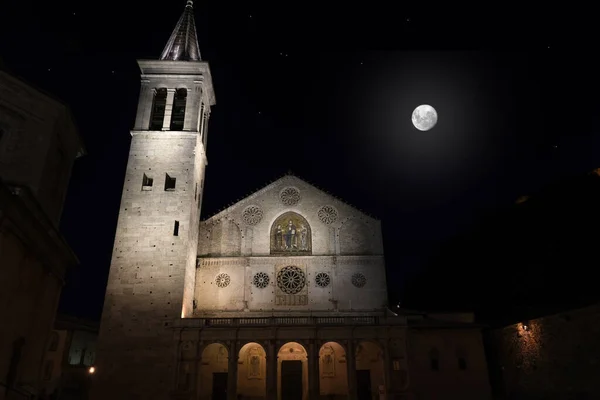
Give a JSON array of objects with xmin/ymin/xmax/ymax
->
[{"xmin": 160, "ymin": 0, "xmax": 201, "ymax": 61}]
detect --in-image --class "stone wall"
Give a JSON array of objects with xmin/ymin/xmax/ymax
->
[
  {"xmin": 194, "ymin": 256, "xmax": 387, "ymax": 314},
  {"xmin": 93, "ymin": 131, "xmax": 204, "ymax": 400},
  {"xmin": 486, "ymin": 303, "xmax": 600, "ymax": 400},
  {"xmin": 198, "ymin": 175, "xmax": 384, "ymax": 258},
  {"xmin": 407, "ymin": 327, "xmax": 492, "ymax": 400}
]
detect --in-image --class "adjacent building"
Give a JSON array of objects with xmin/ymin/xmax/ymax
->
[
  {"xmin": 91, "ymin": 2, "xmax": 492, "ymax": 399},
  {"xmin": 40, "ymin": 315, "xmax": 98, "ymax": 400},
  {"xmin": 0, "ymin": 66, "xmax": 85, "ymax": 399}
]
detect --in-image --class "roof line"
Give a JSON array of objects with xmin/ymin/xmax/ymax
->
[{"xmin": 201, "ymin": 170, "xmax": 380, "ymax": 222}]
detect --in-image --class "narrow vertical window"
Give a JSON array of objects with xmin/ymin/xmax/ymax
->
[
  {"xmin": 430, "ymin": 348, "xmax": 440, "ymax": 371},
  {"xmin": 457, "ymin": 347, "xmax": 467, "ymax": 370},
  {"xmin": 165, "ymin": 174, "xmax": 176, "ymax": 191},
  {"xmin": 142, "ymin": 173, "xmax": 153, "ymax": 191},
  {"xmin": 170, "ymin": 88, "xmax": 187, "ymax": 131},
  {"xmin": 198, "ymin": 102, "xmax": 205, "ymax": 133},
  {"xmin": 150, "ymin": 88, "xmax": 167, "ymax": 130},
  {"xmin": 194, "ymin": 183, "xmax": 198, "ymax": 200},
  {"xmin": 44, "ymin": 360, "xmax": 53, "ymax": 380},
  {"xmin": 173, "ymin": 220, "xmax": 180, "ymax": 236}
]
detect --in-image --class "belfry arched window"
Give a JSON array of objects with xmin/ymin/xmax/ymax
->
[
  {"xmin": 170, "ymin": 88, "xmax": 187, "ymax": 131},
  {"xmin": 149, "ymin": 88, "xmax": 167, "ymax": 130},
  {"xmin": 270, "ymin": 211, "xmax": 311, "ymax": 255}
]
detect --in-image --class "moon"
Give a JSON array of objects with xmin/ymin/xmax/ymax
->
[{"xmin": 411, "ymin": 104, "xmax": 438, "ymax": 131}]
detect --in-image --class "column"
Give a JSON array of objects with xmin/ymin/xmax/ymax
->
[
  {"xmin": 346, "ymin": 340, "xmax": 358, "ymax": 400},
  {"xmin": 266, "ymin": 341, "xmax": 277, "ymax": 400},
  {"xmin": 227, "ymin": 341, "xmax": 238, "ymax": 400},
  {"xmin": 162, "ymin": 88, "xmax": 176, "ymax": 131},
  {"xmin": 309, "ymin": 340, "xmax": 320, "ymax": 399}
]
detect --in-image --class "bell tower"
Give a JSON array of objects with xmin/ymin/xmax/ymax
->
[{"xmin": 92, "ymin": 1, "xmax": 215, "ymax": 399}]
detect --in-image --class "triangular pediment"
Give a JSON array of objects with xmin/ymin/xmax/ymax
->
[{"xmin": 201, "ymin": 173, "xmax": 378, "ymax": 225}]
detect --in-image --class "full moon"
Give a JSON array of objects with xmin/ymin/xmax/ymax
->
[{"xmin": 411, "ymin": 104, "xmax": 438, "ymax": 131}]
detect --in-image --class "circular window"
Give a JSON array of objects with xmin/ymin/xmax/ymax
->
[
  {"xmin": 351, "ymin": 273, "xmax": 367, "ymax": 288},
  {"xmin": 280, "ymin": 187, "xmax": 301, "ymax": 206},
  {"xmin": 253, "ymin": 272, "xmax": 270, "ymax": 289},
  {"xmin": 318, "ymin": 205, "xmax": 338, "ymax": 225},
  {"xmin": 215, "ymin": 273, "xmax": 231, "ymax": 288},
  {"xmin": 277, "ymin": 266, "xmax": 306, "ymax": 294},
  {"xmin": 242, "ymin": 205, "xmax": 263, "ymax": 225},
  {"xmin": 315, "ymin": 272, "xmax": 331, "ymax": 288}
]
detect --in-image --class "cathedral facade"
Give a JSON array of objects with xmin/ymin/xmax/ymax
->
[{"xmin": 91, "ymin": 2, "xmax": 492, "ymax": 400}]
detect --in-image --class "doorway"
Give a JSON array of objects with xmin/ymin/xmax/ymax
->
[
  {"xmin": 356, "ymin": 369, "xmax": 372, "ymax": 400},
  {"xmin": 212, "ymin": 372, "xmax": 228, "ymax": 400},
  {"xmin": 281, "ymin": 360, "xmax": 302, "ymax": 400}
]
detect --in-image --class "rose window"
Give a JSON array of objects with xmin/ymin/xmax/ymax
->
[
  {"xmin": 277, "ymin": 266, "xmax": 306, "ymax": 294},
  {"xmin": 315, "ymin": 272, "xmax": 331, "ymax": 288},
  {"xmin": 280, "ymin": 187, "xmax": 301, "ymax": 206},
  {"xmin": 242, "ymin": 205, "xmax": 263, "ymax": 225},
  {"xmin": 253, "ymin": 272, "xmax": 270, "ymax": 289},
  {"xmin": 215, "ymin": 273, "xmax": 231, "ymax": 288},
  {"xmin": 351, "ymin": 273, "xmax": 367, "ymax": 288},
  {"xmin": 318, "ymin": 205, "xmax": 338, "ymax": 225}
]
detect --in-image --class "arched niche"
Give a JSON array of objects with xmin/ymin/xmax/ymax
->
[{"xmin": 270, "ymin": 212, "xmax": 312, "ymax": 255}]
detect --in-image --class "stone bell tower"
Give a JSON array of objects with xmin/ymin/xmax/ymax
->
[{"xmin": 91, "ymin": 1, "xmax": 215, "ymax": 399}]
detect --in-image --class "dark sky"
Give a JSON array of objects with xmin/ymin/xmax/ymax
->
[{"xmin": 1, "ymin": 1, "xmax": 598, "ymax": 321}]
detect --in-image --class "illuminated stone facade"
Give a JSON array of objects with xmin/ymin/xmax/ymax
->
[{"xmin": 91, "ymin": 2, "xmax": 493, "ymax": 400}]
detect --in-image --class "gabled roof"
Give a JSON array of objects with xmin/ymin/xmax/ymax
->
[
  {"xmin": 201, "ymin": 171, "xmax": 380, "ymax": 222},
  {"xmin": 160, "ymin": 0, "xmax": 201, "ymax": 61}
]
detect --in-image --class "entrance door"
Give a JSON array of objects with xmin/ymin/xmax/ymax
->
[
  {"xmin": 281, "ymin": 360, "xmax": 303, "ymax": 400},
  {"xmin": 356, "ymin": 369, "xmax": 372, "ymax": 400},
  {"xmin": 212, "ymin": 372, "xmax": 228, "ymax": 400}
]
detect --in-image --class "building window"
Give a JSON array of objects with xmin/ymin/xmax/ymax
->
[
  {"xmin": 170, "ymin": 88, "xmax": 187, "ymax": 131},
  {"xmin": 198, "ymin": 103, "xmax": 205, "ymax": 134},
  {"xmin": 165, "ymin": 174, "xmax": 176, "ymax": 191},
  {"xmin": 44, "ymin": 360, "xmax": 53, "ymax": 380},
  {"xmin": 194, "ymin": 183, "xmax": 197, "ymax": 200},
  {"xmin": 48, "ymin": 331, "xmax": 59, "ymax": 351},
  {"xmin": 174, "ymin": 221, "xmax": 180, "ymax": 236},
  {"xmin": 456, "ymin": 347, "xmax": 467, "ymax": 370},
  {"xmin": 392, "ymin": 360, "xmax": 401, "ymax": 371},
  {"xmin": 430, "ymin": 348, "xmax": 440, "ymax": 371},
  {"xmin": 142, "ymin": 173, "xmax": 153, "ymax": 191},
  {"xmin": 150, "ymin": 88, "xmax": 167, "ymax": 130}
]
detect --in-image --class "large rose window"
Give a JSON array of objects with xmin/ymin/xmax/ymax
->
[{"xmin": 277, "ymin": 266, "xmax": 306, "ymax": 294}]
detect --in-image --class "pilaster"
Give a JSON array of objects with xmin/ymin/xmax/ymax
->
[
  {"xmin": 346, "ymin": 339, "xmax": 357, "ymax": 400},
  {"xmin": 266, "ymin": 340, "xmax": 277, "ymax": 400},
  {"xmin": 227, "ymin": 340, "xmax": 238, "ymax": 400},
  {"xmin": 309, "ymin": 339, "xmax": 320, "ymax": 399},
  {"xmin": 134, "ymin": 81, "xmax": 153, "ymax": 130}
]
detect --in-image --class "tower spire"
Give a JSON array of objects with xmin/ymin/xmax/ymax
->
[{"xmin": 160, "ymin": 0, "xmax": 201, "ymax": 61}]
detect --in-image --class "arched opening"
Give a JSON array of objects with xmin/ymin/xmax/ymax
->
[
  {"xmin": 278, "ymin": 342, "xmax": 308, "ymax": 400},
  {"xmin": 170, "ymin": 88, "xmax": 188, "ymax": 130},
  {"xmin": 355, "ymin": 341, "xmax": 385, "ymax": 400},
  {"xmin": 237, "ymin": 342, "xmax": 267, "ymax": 399},
  {"xmin": 198, "ymin": 343, "xmax": 229, "ymax": 400},
  {"xmin": 149, "ymin": 88, "xmax": 167, "ymax": 130},
  {"xmin": 319, "ymin": 341, "xmax": 348, "ymax": 398},
  {"xmin": 270, "ymin": 212, "xmax": 312, "ymax": 255}
]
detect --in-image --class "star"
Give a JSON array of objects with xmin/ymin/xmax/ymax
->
[
  {"xmin": 406, "ymin": 18, "xmax": 411, "ymax": 22},
  {"xmin": 249, "ymin": 14, "xmax": 252, "ymax": 18}
]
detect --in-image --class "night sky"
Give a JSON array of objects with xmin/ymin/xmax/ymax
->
[{"xmin": 1, "ymin": 1, "xmax": 598, "ymax": 322}]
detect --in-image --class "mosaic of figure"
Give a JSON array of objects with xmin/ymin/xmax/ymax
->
[
  {"xmin": 270, "ymin": 212, "xmax": 311, "ymax": 254},
  {"xmin": 320, "ymin": 345, "xmax": 335, "ymax": 377}
]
